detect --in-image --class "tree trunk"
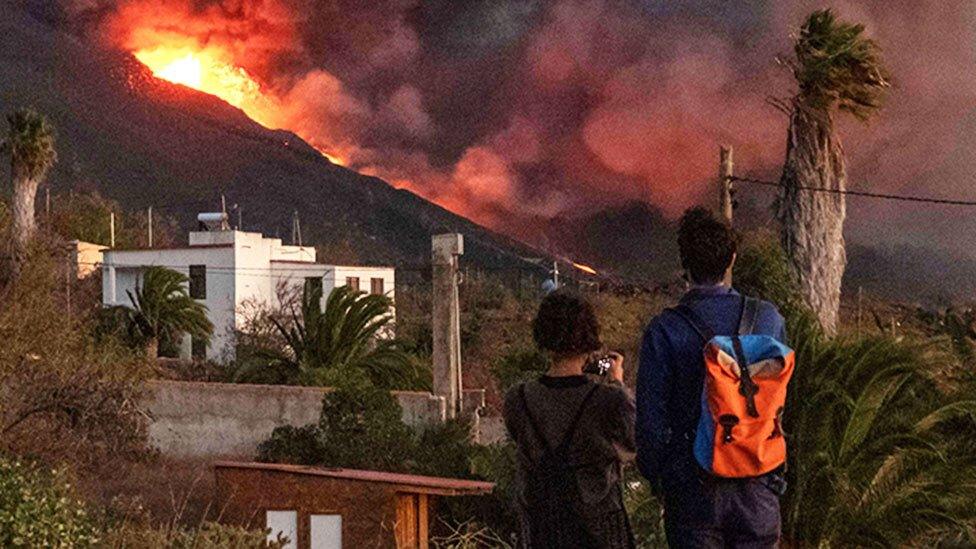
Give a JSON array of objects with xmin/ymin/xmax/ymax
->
[
  {"xmin": 776, "ymin": 107, "xmax": 847, "ymax": 335},
  {"xmin": 6, "ymin": 164, "xmax": 39, "ymax": 280},
  {"xmin": 146, "ymin": 337, "xmax": 159, "ymax": 360}
]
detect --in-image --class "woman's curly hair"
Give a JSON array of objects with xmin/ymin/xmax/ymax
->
[{"xmin": 532, "ymin": 291, "xmax": 601, "ymax": 356}]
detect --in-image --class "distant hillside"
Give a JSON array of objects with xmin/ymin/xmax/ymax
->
[
  {"xmin": 844, "ymin": 243, "xmax": 976, "ymax": 306},
  {"xmin": 0, "ymin": 4, "xmax": 549, "ymax": 273}
]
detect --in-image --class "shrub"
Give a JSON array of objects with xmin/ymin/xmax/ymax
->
[
  {"xmin": 736, "ymin": 232, "xmax": 976, "ymax": 545},
  {"xmin": 103, "ymin": 521, "xmax": 285, "ymax": 548},
  {"xmin": 0, "ymin": 457, "xmax": 99, "ymax": 547},
  {"xmin": 257, "ymin": 381, "xmax": 520, "ymax": 541},
  {"xmin": 0, "ymin": 250, "xmax": 150, "ymax": 468},
  {"xmin": 490, "ymin": 346, "xmax": 547, "ymax": 393}
]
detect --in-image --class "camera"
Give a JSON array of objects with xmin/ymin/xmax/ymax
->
[{"xmin": 584, "ymin": 354, "xmax": 615, "ymax": 376}]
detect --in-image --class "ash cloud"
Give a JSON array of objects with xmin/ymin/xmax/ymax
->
[{"xmin": 66, "ymin": 0, "xmax": 976, "ymax": 255}]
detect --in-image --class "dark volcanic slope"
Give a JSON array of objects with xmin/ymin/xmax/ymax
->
[{"xmin": 0, "ymin": 6, "xmax": 547, "ymax": 272}]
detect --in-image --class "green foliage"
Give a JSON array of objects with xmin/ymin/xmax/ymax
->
[
  {"xmin": 257, "ymin": 381, "xmax": 519, "ymax": 541},
  {"xmin": 102, "ymin": 266, "xmax": 213, "ymax": 355},
  {"xmin": 733, "ymin": 233, "xmax": 976, "ymax": 542},
  {"xmin": 0, "ymin": 457, "xmax": 99, "ymax": 548},
  {"xmin": 236, "ymin": 284, "xmax": 424, "ymax": 390},
  {"xmin": 47, "ymin": 191, "xmax": 179, "ymax": 249},
  {"xmin": 490, "ymin": 346, "xmax": 547, "ymax": 393},
  {"xmin": 0, "ymin": 250, "xmax": 150, "ymax": 467},
  {"xmin": 104, "ymin": 521, "xmax": 285, "ymax": 548},
  {"xmin": 788, "ymin": 9, "xmax": 891, "ymax": 121},
  {"xmin": 2, "ymin": 108, "xmax": 57, "ymax": 180},
  {"xmin": 259, "ymin": 375, "xmax": 415, "ymax": 470},
  {"xmin": 622, "ymin": 469, "xmax": 666, "ymax": 549},
  {"xmin": 736, "ymin": 232, "xmax": 976, "ymax": 545},
  {"xmin": 783, "ymin": 330, "xmax": 976, "ymax": 546}
]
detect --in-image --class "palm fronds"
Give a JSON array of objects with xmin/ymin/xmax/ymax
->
[
  {"xmin": 2, "ymin": 108, "xmax": 57, "ymax": 180},
  {"xmin": 118, "ymin": 266, "xmax": 213, "ymax": 353},
  {"xmin": 787, "ymin": 9, "xmax": 891, "ymax": 121},
  {"xmin": 264, "ymin": 284, "xmax": 419, "ymax": 389},
  {"xmin": 784, "ymin": 316, "xmax": 976, "ymax": 546}
]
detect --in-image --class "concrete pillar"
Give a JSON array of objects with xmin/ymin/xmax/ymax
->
[{"xmin": 431, "ymin": 234, "xmax": 463, "ymax": 419}]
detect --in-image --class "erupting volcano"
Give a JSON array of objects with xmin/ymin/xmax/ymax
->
[{"xmin": 134, "ymin": 46, "xmax": 262, "ymax": 112}]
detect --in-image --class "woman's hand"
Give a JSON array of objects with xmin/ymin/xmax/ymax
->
[{"xmin": 608, "ymin": 351, "xmax": 625, "ymax": 383}]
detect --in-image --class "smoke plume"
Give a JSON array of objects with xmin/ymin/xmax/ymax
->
[{"xmin": 66, "ymin": 0, "xmax": 976, "ymax": 255}]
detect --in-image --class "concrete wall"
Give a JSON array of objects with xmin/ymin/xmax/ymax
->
[{"xmin": 143, "ymin": 381, "xmax": 485, "ymax": 459}]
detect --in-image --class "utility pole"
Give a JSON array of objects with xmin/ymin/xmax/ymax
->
[
  {"xmin": 221, "ymin": 194, "xmax": 227, "ymax": 215},
  {"xmin": 291, "ymin": 210, "xmax": 302, "ymax": 246},
  {"xmin": 718, "ymin": 145, "xmax": 734, "ymax": 223},
  {"xmin": 718, "ymin": 146, "xmax": 734, "ymax": 286},
  {"xmin": 147, "ymin": 206, "xmax": 154, "ymax": 248},
  {"xmin": 109, "ymin": 212, "xmax": 116, "ymax": 248},
  {"xmin": 432, "ymin": 233, "xmax": 464, "ymax": 420}
]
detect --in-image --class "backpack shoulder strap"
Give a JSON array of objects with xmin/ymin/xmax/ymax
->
[
  {"xmin": 555, "ymin": 384, "xmax": 601, "ymax": 454},
  {"xmin": 668, "ymin": 304, "xmax": 715, "ymax": 342},
  {"xmin": 519, "ymin": 383, "xmax": 552, "ymax": 456},
  {"xmin": 738, "ymin": 296, "xmax": 760, "ymax": 335}
]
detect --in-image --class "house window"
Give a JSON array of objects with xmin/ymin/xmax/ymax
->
[
  {"xmin": 191, "ymin": 336, "xmax": 206, "ymax": 360},
  {"xmin": 189, "ymin": 265, "xmax": 206, "ymax": 299},
  {"xmin": 304, "ymin": 277, "xmax": 323, "ymax": 298},
  {"xmin": 370, "ymin": 277, "xmax": 384, "ymax": 295},
  {"xmin": 309, "ymin": 514, "xmax": 342, "ymax": 549},
  {"xmin": 266, "ymin": 510, "xmax": 297, "ymax": 549},
  {"xmin": 345, "ymin": 277, "xmax": 360, "ymax": 291}
]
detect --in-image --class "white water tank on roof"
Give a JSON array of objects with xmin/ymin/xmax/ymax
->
[{"xmin": 197, "ymin": 212, "xmax": 230, "ymax": 231}]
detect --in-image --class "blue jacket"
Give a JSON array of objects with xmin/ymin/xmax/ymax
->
[{"xmin": 635, "ymin": 286, "xmax": 787, "ymax": 494}]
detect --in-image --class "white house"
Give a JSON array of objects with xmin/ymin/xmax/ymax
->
[{"xmin": 101, "ymin": 214, "xmax": 395, "ymax": 362}]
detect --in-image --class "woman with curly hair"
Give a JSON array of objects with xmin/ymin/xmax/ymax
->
[{"xmin": 504, "ymin": 291, "xmax": 636, "ymax": 548}]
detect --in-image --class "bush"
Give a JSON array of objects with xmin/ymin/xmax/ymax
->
[
  {"xmin": 0, "ymin": 249, "xmax": 150, "ymax": 469},
  {"xmin": 736, "ymin": 232, "xmax": 976, "ymax": 545},
  {"xmin": 490, "ymin": 346, "xmax": 547, "ymax": 393},
  {"xmin": 103, "ymin": 521, "xmax": 285, "ymax": 548},
  {"xmin": 258, "ymin": 375, "xmax": 414, "ymax": 471},
  {"xmin": 257, "ymin": 380, "xmax": 520, "ymax": 542},
  {"xmin": 0, "ymin": 457, "xmax": 99, "ymax": 547}
]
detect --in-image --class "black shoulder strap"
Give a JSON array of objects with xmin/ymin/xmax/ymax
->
[
  {"xmin": 555, "ymin": 384, "xmax": 600, "ymax": 453},
  {"xmin": 519, "ymin": 384, "xmax": 552, "ymax": 454},
  {"xmin": 738, "ymin": 296, "xmax": 760, "ymax": 335},
  {"xmin": 669, "ymin": 304, "xmax": 715, "ymax": 342},
  {"xmin": 731, "ymin": 335, "xmax": 760, "ymax": 418}
]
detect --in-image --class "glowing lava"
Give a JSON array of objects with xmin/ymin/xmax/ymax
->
[
  {"xmin": 572, "ymin": 262, "xmax": 598, "ymax": 275},
  {"xmin": 135, "ymin": 46, "xmax": 266, "ymax": 115}
]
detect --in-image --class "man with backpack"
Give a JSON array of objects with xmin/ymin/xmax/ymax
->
[{"xmin": 636, "ymin": 207, "xmax": 791, "ymax": 548}]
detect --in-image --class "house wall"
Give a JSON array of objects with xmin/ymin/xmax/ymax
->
[
  {"xmin": 101, "ymin": 231, "xmax": 323, "ymax": 362},
  {"xmin": 324, "ymin": 265, "xmax": 396, "ymax": 302},
  {"xmin": 215, "ymin": 467, "xmax": 401, "ymax": 549},
  {"xmin": 142, "ymin": 380, "xmax": 469, "ymax": 458},
  {"xmin": 103, "ymin": 246, "xmax": 238, "ymax": 361}
]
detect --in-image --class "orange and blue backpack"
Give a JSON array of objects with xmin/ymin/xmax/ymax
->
[{"xmin": 670, "ymin": 296, "xmax": 795, "ymax": 478}]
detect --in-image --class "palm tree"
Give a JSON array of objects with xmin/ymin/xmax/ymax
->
[
  {"xmin": 117, "ymin": 266, "xmax": 213, "ymax": 358},
  {"xmin": 1, "ymin": 109, "xmax": 57, "ymax": 278},
  {"xmin": 735, "ymin": 235, "xmax": 976, "ymax": 546},
  {"xmin": 774, "ymin": 10, "xmax": 890, "ymax": 335},
  {"xmin": 783, "ymin": 316, "xmax": 976, "ymax": 546},
  {"xmin": 240, "ymin": 284, "xmax": 416, "ymax": 389}
]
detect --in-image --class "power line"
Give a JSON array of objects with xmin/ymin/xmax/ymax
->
[{"xmin": 729, "ymin": 176, "xmax": 976, "ymax": 207}]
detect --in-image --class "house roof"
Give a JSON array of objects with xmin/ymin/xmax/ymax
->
[
  {"xmin": 105, "ymin": 244, "xmax": 234, "ymax": 253},
  {"xmin": 213, "ymin": 461, "xmax": 494, "ymax": 496}
]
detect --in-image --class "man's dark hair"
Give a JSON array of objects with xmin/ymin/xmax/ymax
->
[
  {"xmin": 677, "ymin": 207, "xmax": 738, "ymax": 284},
  {"xmin": 532, "ymin": 291, "xmax": 601, "ymax": 356}
]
